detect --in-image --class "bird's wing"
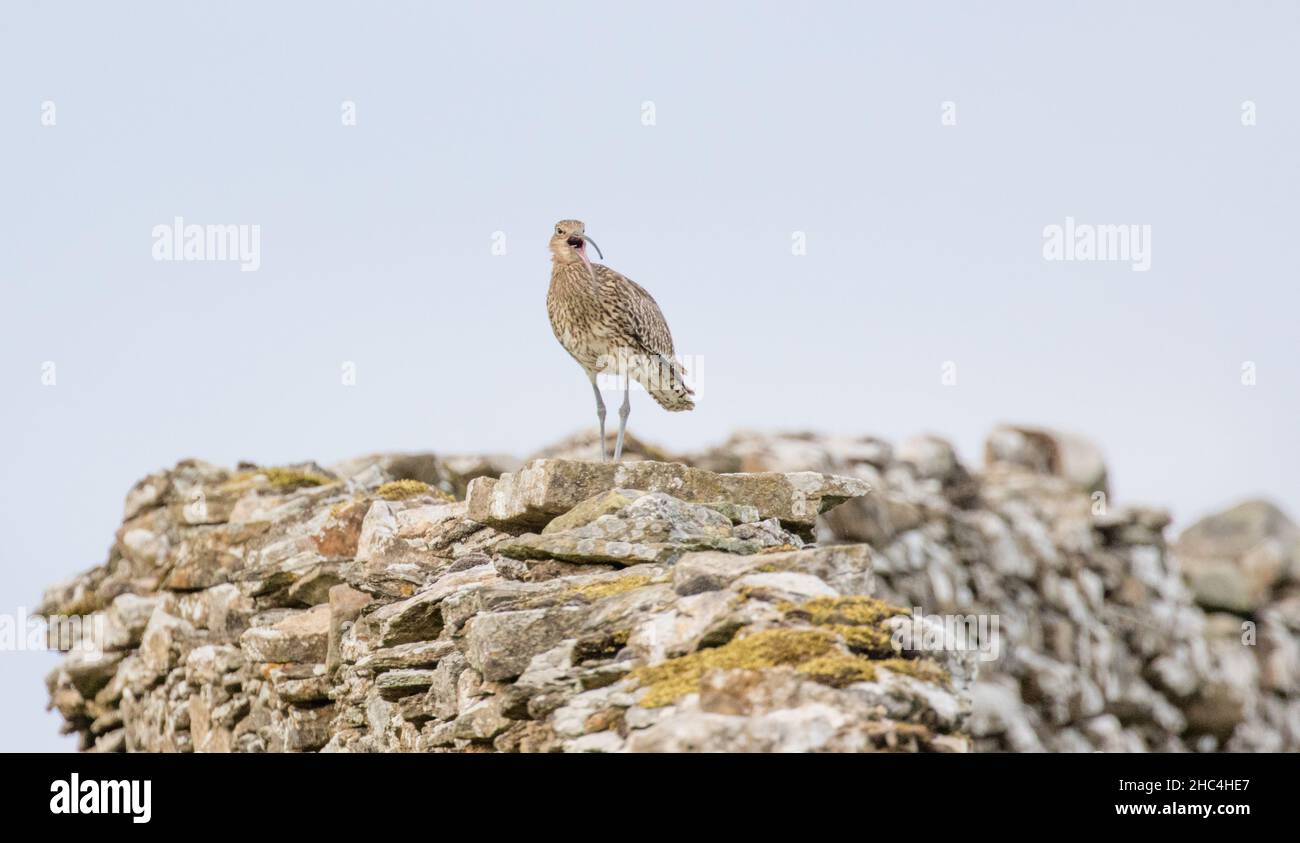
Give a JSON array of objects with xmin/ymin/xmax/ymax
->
[{"xmin": 593, "ymin": 264, "xmax": 677, "ymax": 359}]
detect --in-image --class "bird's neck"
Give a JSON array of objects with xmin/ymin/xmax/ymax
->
[{"xmin": 551, "ymin": 258, "xmax": 598, "ymax": 294}]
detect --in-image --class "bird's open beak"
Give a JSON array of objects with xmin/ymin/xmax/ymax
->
[{"xmin": 581, "ymin": 234, "xmax": 604, "ymax": 260}]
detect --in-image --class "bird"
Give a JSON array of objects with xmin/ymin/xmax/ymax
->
[{"xmin": 546, "ymin": 220, "xmax": 694, "ymax": 462}]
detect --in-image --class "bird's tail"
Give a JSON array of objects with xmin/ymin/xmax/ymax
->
[{"xmin": 637, "ymin": 354, "xmax": 695, "ymax": 412}]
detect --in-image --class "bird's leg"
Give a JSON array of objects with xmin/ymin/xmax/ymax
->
[
  {"xmin": 613, "ymin": 374, "xmax": 631, "ymax": 462},
  {"xmin": 590, "ymin": 377, "xmax": 608, "ymax": 462}
]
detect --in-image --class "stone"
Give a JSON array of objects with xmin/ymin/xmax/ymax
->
[
  {"xmin": 984, "ymin": 425, "xmax": 1109, "ymax": 495},
  {"xmin": 467, "ymin": 459, "xmax": 868, "ymax": 535},
  {"xmin": 327, "ymin": 584, "xmax": 373, "ymax": 673},
  {"xmin": 140, "ymin": 609, "xmax": 199, "ymax": 677},
  {"xmin": 542, "ymin": 489, "xmax": 645, "ymax": 534},
  {"xmin": 38, "ymin": 434, "xmax": 1300, "ymax": 756},
  {"xmin": 239, "ymin": 605, "xmax": 329, "ymax": 664},
  {"xmin": 271, "ymin": 667, "xmax": 332, "ymax": 704},
  {"xmin": 102, "ymin": 593, "xmax": 162, "ymax": 651},
  {"xmin": 464, "ymin": 608, "xmax": 587, "ymax": 682},
  {"xmin": 897, "ymin": 435, "xmax": 961, "ymax": 481},
  {"xmin": 1174, "ymin": 500, "xmax": 1298, "ymax": 613},
  {"xmin": 370, "ymin": 590, "xmax": 445, "ymax": 646},
  {"xmin": 376, "ymin": 669, "xmax": 439, "ymax": 700},
  {"xmin": 673, "ymin": 545, "xmax": 874, "ymax": 597},
  {"xmin": 731, "ymin": 571, "xmax": 838, "ymax": 601},
  {"xmin": 287, "ymin": 567, "xmax": 345, "ymax": 606},
  {"xmin": 499, "ymin": 492, "xmax": 782, "ymax": 566},
  {"xmin": 452, "ymin": 698, "xmax": 512, "ymax": 742}
]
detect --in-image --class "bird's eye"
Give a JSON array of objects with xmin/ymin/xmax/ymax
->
[{"xmin": 556, "ymin": 227, "xmax": 563, "ymax": 235}]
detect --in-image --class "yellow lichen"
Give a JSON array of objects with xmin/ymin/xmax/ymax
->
[
  {"xmin": 329, "ymin": 497, "xmax": 364, "ymax": 518},
  {"xmin": 825, "ymin": 623, "xmax": 894, "ymax": 656},
  {"xmin": 875, "ymin": 657, "xmax": 950, "ymax": 686},
  {"xmin": 796, "ymin": 652, "xmax": 879, "ymax": 687},
  {"xmin": 629, "ymin": 628, "xmax": 838, "ymax": 707},
  {"xmin": 775, "ymin": 596, "xmax": 911, "ymax": 656},
  {"xmin": 374, "ymin": 479, "xmax": 452, "ymax": 502},
  {"xmin": 626, "ymin": 596, "xmax": 949, "ymax": 706},
  {"xmin": 572, "ymin": 575, "xmax": 655, "ymax": 602},
  {"xmin": 783, "ymin": 595, "xmax": 910, "ymax": 627},
  {"xmin": 794, "ymin": 653, "xmax": 950, "ymax": 688},
  {"xmin": 254, "ymin": 467, "xmax": 333, "ymax": 490}
]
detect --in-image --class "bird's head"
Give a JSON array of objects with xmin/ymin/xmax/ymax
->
[{"xmin": 550, "ymin": 219, "xmax": 604, "ymax": 266}]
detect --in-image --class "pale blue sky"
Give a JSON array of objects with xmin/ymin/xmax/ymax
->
[{"xmin": 2, "ymin": 1, "xmax": 1296, "ymax": 750}]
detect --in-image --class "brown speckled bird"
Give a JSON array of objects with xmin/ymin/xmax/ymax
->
[{"xmin": 547, "ymin": 220, "xmax": 694, "ymax": 462}]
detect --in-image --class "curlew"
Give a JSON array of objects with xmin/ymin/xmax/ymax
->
[{"xmin": 546, "ymin": 220, "xmax": 694, "ymax": 462}]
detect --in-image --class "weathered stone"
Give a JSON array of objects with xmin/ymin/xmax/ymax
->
[
  {"xmin": 371, "ymin": 591, "xmax": 444, "ymax": 646},
  {"xmin": 239, "ymin": 605, "xmax": 329, "ymax": 663},
  {"xmin": 452, "ymin": 697, "xmax": 512, "ymax": 742},
  {"xmin": 464, "ymin": 608, "xmax": 587, "ymax": 681},
  {"xmin": 282, "ymin": 704, "xmax": 335, "ymax": 751},
  {"xmin": 140, "ymin": 609, "xmax": 200, "ymax": 677},
  {"xmin": 984, "ymin": 425, "xmax": 1109, "ymax": 495},
  {"xmin": 467, "ymin": 459, "xmax": 868, "ymax": 535},
  {"xmin": 376, "ymin": 669, "xmax": 439, "ymax": 700},
  {"xmin": 542, "ymin": 489, "xmax": 644, "ymax": 534},
  {"xmin": 355, "ymin": 640, "xmax": 457, "ymax": 673},
  {"xmin": 327, "ymin": 584, "xmax": 373, "ymax": 673},
  {"xmin": 1174, "ymin": 500, "xmax": 1298, "ymax": 613},
  {"xmin": 732, "ymin": 571, "xmax": 838, "ymax": 601},
  {"xmin": 673, "ymin": 545, "xmax": 874, "ymax": 597},
  {"xmin": 185, "ymin": 644, "xmax": 242, "ymax": 685},
  {"xmin": 102, "ymin": 593, "xmax": 162, "ymax": 651},
  {"xmin": 287, "ymin": 566, "xmax": 345, "ymax": 606},
  {"xmin": 40, "ymin": 433, "xmax": 1300, "ymax": 756},
  {"xmin": 271, "ymin": 666, "xmax": 332, "ymax": 704},
  {"xmin": 499, "ymin": 493, "xmax": 756, "ymax": 566}
]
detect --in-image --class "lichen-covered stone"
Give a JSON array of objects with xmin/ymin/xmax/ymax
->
[
  {"xmin": 467, "ymin": 458, "xmax": 868, "ymax": 535},
  {"xmin": 498, "ymin": 492, "xmax": 799, "ymax": 566},
  {"xmin": 38, "ymin": 427, "xmax": 1299, "ymax": 754}
]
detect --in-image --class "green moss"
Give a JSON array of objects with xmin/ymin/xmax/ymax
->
[
  {"xmin": 571, "ymin": 575, "xmax": 655, "ymax": 602},
  {"xmin": 374, "ymin": 479, "xmax": 452, "ymax": 502},
  {"xmin": 629, "ymin": 628, "xmax": 838, "ymax": 707}
]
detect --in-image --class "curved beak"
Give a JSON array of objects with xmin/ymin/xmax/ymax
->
[{"xmin": 581, "ymin": 234, "xmax": 604, "ymax": 260}]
